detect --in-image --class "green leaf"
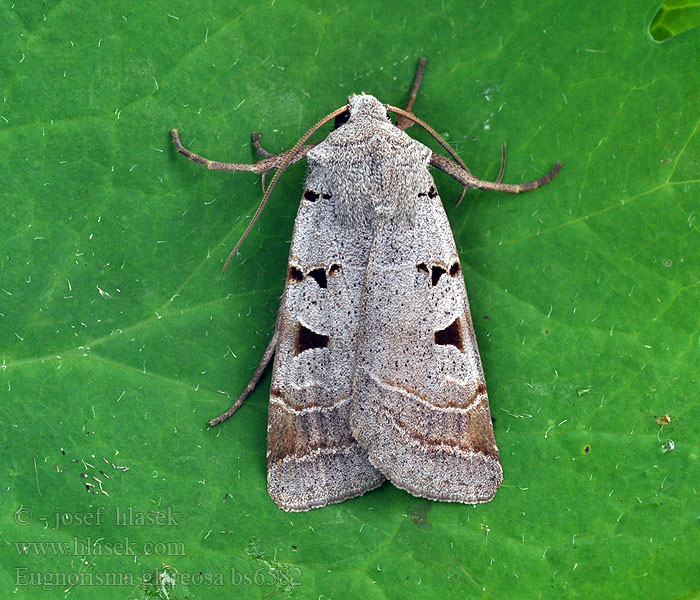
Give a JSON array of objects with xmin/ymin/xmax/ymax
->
[
  {"xmin": 2, "ymin": 1, "xmax": 699, "ymax": 599},
  {"xmin": 651, "ymin": 0, "xmax": 700, "ymax": 41}
]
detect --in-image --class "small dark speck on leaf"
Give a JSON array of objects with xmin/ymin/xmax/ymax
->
[
  {"xmin": 584, "ymin": 445, "xmax": 591, "ymax": 454},
  {"xmin": 409, "ymin": 501, "xmax": 433, "ymax": 530},
  {"xmin": 483, "ymin": 314, "xmax": 490, "ymax": 320}
]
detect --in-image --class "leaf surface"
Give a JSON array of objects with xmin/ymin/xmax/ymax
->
[{"xmin": 1, "ymin": 1, "xmax": 698, "ymax": 598}]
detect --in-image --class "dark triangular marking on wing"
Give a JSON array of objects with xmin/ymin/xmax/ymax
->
[
  {"xmin": 434, "ymin": 317, "xmax": 463, "ymax": 352},
  {"xmin": 294, "ymin": 323, "xmax": 329, "ymax": 356},
  {"xmin": 431, "ymin": 265, "xmax": 446, "ymax": 286},
  {"xmin": 308, "ymin": 268, "xmax": 328, "ymax": 288}
]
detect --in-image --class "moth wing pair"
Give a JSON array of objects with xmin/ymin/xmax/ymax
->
[{"xmin": 266, "ymin": 135, "xmax": 502, "ymax": 512}]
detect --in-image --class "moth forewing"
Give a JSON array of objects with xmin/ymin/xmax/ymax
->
[
  {"xmin": 347, "ymin": 145, "xmax": 502, "ymax": 504},
  {"xmin": 265, "ymin": 159, "xmax": 385, "ymax": 512}
]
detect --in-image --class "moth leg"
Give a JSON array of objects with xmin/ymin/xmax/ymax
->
[
  {"xmin": 208, "ymin": 331, "xmax": 278, "ymax": 427},
  {"xmin": 451, "ymin": 144, "xmax": 506, "ymax": 206},
  {"xmin": 251, "ymin": 132, "xmax": 276, "ymax": 158},
  {"xmin": 251, "ymin": 132, "xmax": 274, "ymax": 192},
  {"xmin": 251, "ymin": 132, "xmax": 318, "ymax": 163},
  {"xmin": 450, "ymin": 144, "xmax": 507, "ymax": 206},
  {"xmin": 430, "ymin": 152, "xmax": 563, "ymax": 197},
  {"xmin": 249, "ymin": 133, "xmax": 319, "ymax": 191},
  {"xmin": 496, "ymin": 143, "xmax": 507, "ymax": 184},
  {"xmin": 396, "ymin": 57, "xmax": 427, "ymax": 131},
  {"xmin": 171, "ymin": 129, "xmax": 282, "ymax": 173}
]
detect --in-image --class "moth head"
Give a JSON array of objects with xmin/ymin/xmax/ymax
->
[{"xmin": 336, "ymin": 94, "xmax": 391, "ymax": 127}]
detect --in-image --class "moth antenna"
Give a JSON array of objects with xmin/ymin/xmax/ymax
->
[
  {"xmin": 387, "ymin": 105, "xmax": 472, "ymax": 175},
  {"xmin": 222, "ymin": 104, "xmax": 350, "ymax": 273}
]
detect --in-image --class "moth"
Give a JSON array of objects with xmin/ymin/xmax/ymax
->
[{"xmin": 171, "ymin": 59, "xmax": 561, "ymax": 511}]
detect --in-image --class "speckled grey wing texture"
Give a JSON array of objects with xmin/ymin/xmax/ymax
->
[
  {"xmin": 349, "ymin": 189, "xmax": 503, "ymax": 503},
  {"xmin": 266, "ymin": 130, "xmax": 386, "ymax": 511}
]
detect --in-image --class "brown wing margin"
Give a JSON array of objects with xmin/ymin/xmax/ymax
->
[{"xmin": 267, "ymin": 386, "xmax": 385, "ymax": 511}]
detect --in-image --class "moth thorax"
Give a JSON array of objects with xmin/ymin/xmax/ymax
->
[{"xmin": 335, "ymin": 191, "xmax": 417, "ymax": 228}]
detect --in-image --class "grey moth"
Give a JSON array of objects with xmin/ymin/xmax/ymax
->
[{"xmin": 171, "ymin": 59, "xmax": 561, "ymax": 511}]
